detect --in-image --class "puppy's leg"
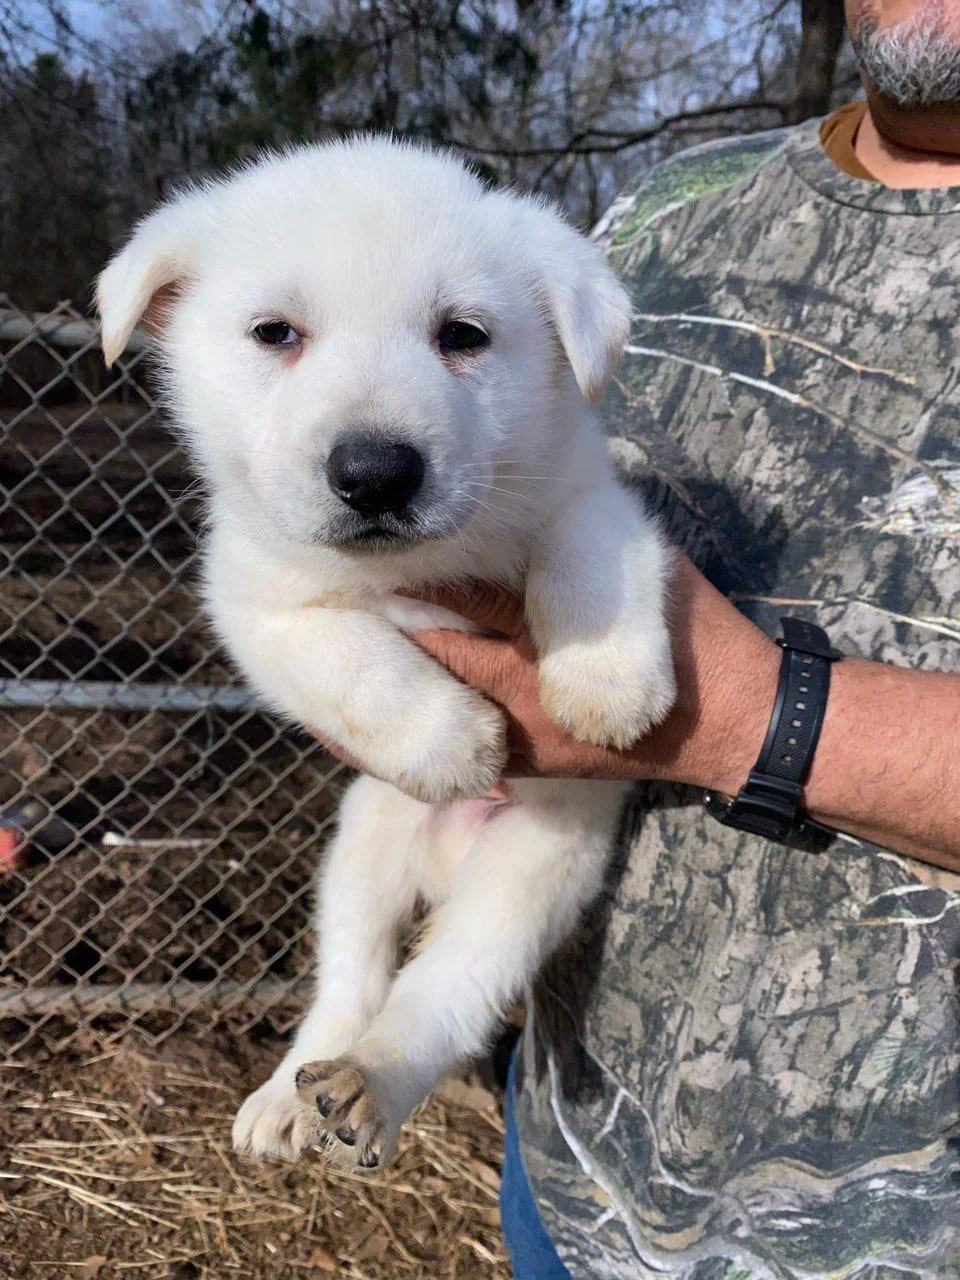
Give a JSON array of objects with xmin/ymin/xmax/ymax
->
[
  {"xmin": 211, "ymin": 594, "xmax": 506, "ymax": 805},
  {"xmin": 296, "ymin": 780, "xmax": 625, "ymax": 1171},
  {"xmin": 530, "ymin": 483, "xmax": 675, "ymax": 748},
  {"xmin": 233, "ymin": 776, "xmax": 427, "ymax": 1159}
]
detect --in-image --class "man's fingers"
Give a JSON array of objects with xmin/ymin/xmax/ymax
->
[
  {"xmin": 402, "ymin": 581, "xmax": 525, "ymax": 637},
  {"xmin": 412, "ymin": 628, "xmax": 518, "ymax": 701}
]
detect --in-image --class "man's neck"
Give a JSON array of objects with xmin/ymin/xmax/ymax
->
[{"xmin": 856, "ymin": 88, "xmax": 960, "ymax": 188}]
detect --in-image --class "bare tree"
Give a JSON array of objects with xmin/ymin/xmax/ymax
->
[
  {"xmin": 789, "ymin": 0, "xmax": 846, "ymax": 122},
  {"xmin": 1, "ymin": 0, "xmax": 852, "ymax": 308}
]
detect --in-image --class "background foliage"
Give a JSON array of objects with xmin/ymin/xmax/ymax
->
[{"xmin": 1, "ymin": 0, "xmax": 854, "ymax": 310}]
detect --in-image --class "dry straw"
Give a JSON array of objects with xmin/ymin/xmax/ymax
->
[{"xmin": 0, "ymin": 1040, "xmax": 510, "ymax": 1280}]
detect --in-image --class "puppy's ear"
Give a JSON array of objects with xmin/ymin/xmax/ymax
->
[
  {"xmin": 522, "ymin": 199, "xmax": 633, "ymax": 404},
  {"xmin": 97, "ymin": 198, "xmax": 198, "ymax": 367}
]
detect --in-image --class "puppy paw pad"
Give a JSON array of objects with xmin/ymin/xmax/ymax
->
[{"xmin": 296, "ymin": 1056, "xmax": 394, "ymax": 1172}]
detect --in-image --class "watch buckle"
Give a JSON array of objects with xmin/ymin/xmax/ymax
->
[
  {"xmin": 776, "ymin": 618, "xmax": 843, "ymax": 662},
  {"xmin": 705, "ymin": 771, "xmax": 802, "ymax": 840}
]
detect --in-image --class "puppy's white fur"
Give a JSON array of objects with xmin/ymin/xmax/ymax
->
[{"xmin": 98, "ymin": 137, "xmax": 674, "ymax": 1168}]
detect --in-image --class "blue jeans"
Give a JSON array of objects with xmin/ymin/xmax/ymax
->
[{"xmin": 500, "ymin": 1051, "xmax": 571, "ymax": 1280}]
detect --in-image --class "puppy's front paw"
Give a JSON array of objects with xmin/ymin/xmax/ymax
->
[
  {"xmin": 540, "ymin": 628, "xmax": 675, "ymax": 749},
  {"xmin": 232, "ymin": 1074, "xmax": 321, "ymax": 1160},
  {"xmin": 296, "ymin": 1056, "xmax": 400, "ymax": 1172},
  {"xmin": 391, "ymin": 691, "xmax": 508, "ymax": 806}
]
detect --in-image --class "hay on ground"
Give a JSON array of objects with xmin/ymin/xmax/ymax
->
[{"xmin": 0, "ymin": 1033, "xmax": 511, "ymax": 1280}]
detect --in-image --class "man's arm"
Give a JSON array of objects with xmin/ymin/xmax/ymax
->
[{"xmin": 408, "ymin": 555, "xmax": 960, "ymax": 870}]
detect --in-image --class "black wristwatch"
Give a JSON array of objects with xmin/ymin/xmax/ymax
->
[{"xmin": 704, "ymin": 618, "xmax": 843, "ymax": 842}]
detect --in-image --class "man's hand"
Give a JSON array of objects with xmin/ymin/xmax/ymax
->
[
  {"xmin": 311, "ymin": 554, "xmax": 778, "ymax": 794},
  {"xmin": 407, "ymin": 555, "xmax": 778, "ymax": 793},
  {"xmin": 312, "ymin": 552, "xmax": 960, "ymax": 870}
]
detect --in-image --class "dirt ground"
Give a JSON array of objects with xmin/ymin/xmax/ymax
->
[{"xmin": 0, "ymin": 1032, "xmax": 511, "ymax": 1280}]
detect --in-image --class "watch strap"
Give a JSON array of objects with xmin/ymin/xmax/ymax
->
[{"xmin": 705, "ymin": 618, "xmax": 842, "ymax": 841}]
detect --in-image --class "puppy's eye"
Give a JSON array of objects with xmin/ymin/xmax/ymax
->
[
  {"xmin": 437, "ymin": 320, "xmax": 489, "ymax": 354},
  {"xmin": 251, "ymin": 320, "xmax": 300, "ymax": 347}
]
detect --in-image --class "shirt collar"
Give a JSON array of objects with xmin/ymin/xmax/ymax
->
[{"xmin": 788, "ymin": 117, "xmax": 960, "ymax": 216}]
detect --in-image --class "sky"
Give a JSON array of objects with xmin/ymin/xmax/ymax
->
[{"xmin": 19, "ymin": 0, "xmax": 226, "ymax": 72}]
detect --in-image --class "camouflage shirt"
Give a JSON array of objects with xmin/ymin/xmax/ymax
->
[{"xmin": 516, "ymin": 118, "xmax": 960, "ymax": 1279}]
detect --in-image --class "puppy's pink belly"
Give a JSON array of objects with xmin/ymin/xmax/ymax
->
[
  {"xmin": 451, "ymin": 797, "xmax": 506, "ymax": 831},
  {"xmin": 432, "ymin": 784, "xmax": 513, "ymax": 837}
]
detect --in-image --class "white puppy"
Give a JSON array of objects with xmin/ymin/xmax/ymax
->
[{"xmin": 98, "ymin": 137, "xmax": 674, "ymax": 1171}]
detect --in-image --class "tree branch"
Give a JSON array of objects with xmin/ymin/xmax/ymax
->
[{"xmin": 446, "ymin": 99, "xmax": 787, "ymax": 160}]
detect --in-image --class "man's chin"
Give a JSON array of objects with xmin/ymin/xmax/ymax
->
[{"xmin": 855, "ymin": 8, "xmax": 960, "ymax": 110}]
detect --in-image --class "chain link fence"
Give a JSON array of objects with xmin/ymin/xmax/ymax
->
[{"xmin": 0, "ymin": 296, "xmax": 348, "ymax": 1057}]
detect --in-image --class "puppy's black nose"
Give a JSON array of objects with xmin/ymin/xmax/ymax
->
[{"xmin": 326, "ymin": 436, "xmax": 425, "ymax": 516}]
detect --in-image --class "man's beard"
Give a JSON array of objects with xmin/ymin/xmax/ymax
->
[{"xmin": 854, "ymin": 1, "xmax": 960, "ymax": 107}]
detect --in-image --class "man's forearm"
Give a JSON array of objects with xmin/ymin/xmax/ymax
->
[
  {"xmin": 683, "ymin": 605, "xmax": 960, "ymax": 867},
  {"xmin": 802, "ymin": 659, "xmax": 959, "ymax": 866},
  {"xmin": 622, "ymin": 562, "xmax": 960, "ymax": 868}
]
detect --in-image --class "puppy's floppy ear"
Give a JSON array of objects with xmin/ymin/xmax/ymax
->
[
  {"xmin": 97, "ymin": 197, "xmax": 199, "ymax": 368},
  {"xmin": 521, "ymin": 198, "xmax": 633, "ymax": 404}
]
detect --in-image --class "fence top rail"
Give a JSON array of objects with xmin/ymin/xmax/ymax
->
[
  {"xmin": 0, "ymin": 308, "xmax": 147, "ymax": 354},
  {"xmin": 0, "ymin": 679, "xmax": 254, "ymax": 713}
]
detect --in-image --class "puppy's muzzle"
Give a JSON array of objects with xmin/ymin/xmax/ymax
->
[{"xmin": 326, "ymin": 435, "xmax": 425, "ymax": 518}]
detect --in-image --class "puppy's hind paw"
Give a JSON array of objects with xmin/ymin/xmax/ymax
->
[
  {"xmin": 232, "ymin": 1076, "xmax": 322, "ymax": 1160},
  {"xmin": 296, "ymin": 1056, "xmax": 400, "ymax": 1172}
]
